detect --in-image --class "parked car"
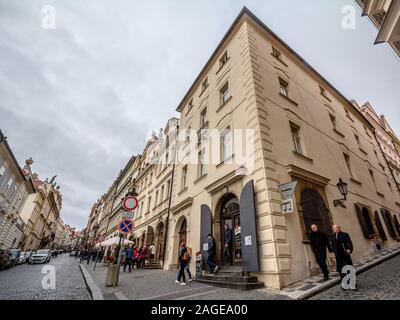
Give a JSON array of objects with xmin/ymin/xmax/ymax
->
[
  {"xmin": 0, "ymin": 249, "xmax": 12, "ymax": 271},
  {"xmin": 9, "ymin": 249, "xmax": 21, "ymax": 267},
  {"xmin": 29, "ymin": 249, "xmax": 51, "ymax": 264},
  {"xmin": 19, "ymin": 251, "xmax": 33, "ymax": 264},
  {"xmin": 69, "ymin": 250, "xmax": 77, "ymax": 256}
]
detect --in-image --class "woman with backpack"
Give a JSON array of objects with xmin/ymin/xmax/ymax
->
[{"xmin": 175, "ymin": 243, "xmax": 190, "ymax": 286}]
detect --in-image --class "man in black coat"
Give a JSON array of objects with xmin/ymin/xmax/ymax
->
[
  {"xmin": 206, "ymin": 234, "xmax": 219, "ymax": 274},
  {"xmin": 309, "ymin": 224, "xmax": 332, "ymax": 280},
  {"xmin": 331, "ymin": 225, "xmax": 353, "ymax": 279},
  {"xmin": 224, "ymin": 224, "xmax": 233, "ymax": 268}
]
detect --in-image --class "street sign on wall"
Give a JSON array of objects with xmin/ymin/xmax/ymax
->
[{"xmin": 281, "ymin": 198, "xmax": 294, "ymax": 214}]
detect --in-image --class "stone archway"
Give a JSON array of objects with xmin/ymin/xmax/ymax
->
[
  {"xmin": 171, "ymin": 216, "xmax": 188, "ymax": 268},
  {"xmin": 155, "ymin": 221, "xmax": 165, "ymax": 261},
  {"xmin": 215, "ymin": 193, "xmax": 241, "ymax": 267}
]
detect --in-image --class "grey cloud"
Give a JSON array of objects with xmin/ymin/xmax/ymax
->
[{"xmin": 1, "ymin": 0, "xmax": 399, "ymax": 228}]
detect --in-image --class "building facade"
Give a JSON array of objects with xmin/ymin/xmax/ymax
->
[
  {"xmin": 355, "ymin": 0, "xmax": 400, "ymax": 57},
  {"xmin": 0, "ymin": 130, "xmax": 35, "ymax": 249},
  {"xmin": 130, "ymin": 118, "xmax": 178, "ymax": 263},
  {"xmin": 20, "ymin": 174, "xmax": 62, "ymax": 251},
  {"xmin": 160, "ymin": 8, "xmax": 400, "ymax": 289},
  {"xmin": 359, "ymin": 102, "xmax": 400, "ymax": 190},
  {"xmin": 85, "ymin": 7, "xmax": 400, "ymax": 289}
]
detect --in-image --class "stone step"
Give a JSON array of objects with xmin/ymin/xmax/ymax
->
[
  {"xmin": 195, "ymin": 278, "xmax": 264, "ymax": 291},
  {"xmin": 199, "ymin": 274, "xmax": 259, "ymax": 283}
]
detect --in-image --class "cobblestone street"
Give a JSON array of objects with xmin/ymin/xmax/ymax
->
[
  {"xmin": 0, "ymin": 254, "xmax": 91, "ymax": 300},
  {"xmin": 311, "ymin": 254, "xmax": 400, "ymax": 300}
]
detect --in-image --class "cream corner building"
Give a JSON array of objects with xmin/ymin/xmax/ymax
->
[{"xmin": 161, "ymin": 7, "xmax": 400, "ymax": 289}]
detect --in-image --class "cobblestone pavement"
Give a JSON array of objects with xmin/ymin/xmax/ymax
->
[
  {"xmin": 0, "ymin": 254, "xmax": 91, "ymax": 300},
  {"xmin": 310, "ymin": 254, "xmax": 400, "ymax": 300},
  {"xmin": 86, "ymin": 263, "xmax": 290, "ymax": 300}
]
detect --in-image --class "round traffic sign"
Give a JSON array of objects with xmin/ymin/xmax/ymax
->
[
  {"xmin": 122, "ymin": 196, "xmax": 138, "ymax": 212},
  {"xmin": 118, "ymin": 219, "xmax": 134, "ymax": 235}
]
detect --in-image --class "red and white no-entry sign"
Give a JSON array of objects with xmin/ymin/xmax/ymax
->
[{"xmin": 122, "ymin": 196, "xmax": 138, "ymax": 212}]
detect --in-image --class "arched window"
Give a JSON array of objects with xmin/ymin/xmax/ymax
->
[
  {"xmin": 355, "ymin": 205, "xmax": 376, "ymax": 238},
  {"xmin": 300, "ymin": 189, "xmax": 332, "ymax": 236},
  {"xmin": 374, "ymin": 211, "xmax": 387, "ymax": 241},
  {"xmin": 381, "ymin": 209, "xmax": 397, "ymax": 240}
]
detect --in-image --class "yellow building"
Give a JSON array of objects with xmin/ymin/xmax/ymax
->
[{"xmin": 159, "ymin": 7, "xmax": 400, "ymax": 289}]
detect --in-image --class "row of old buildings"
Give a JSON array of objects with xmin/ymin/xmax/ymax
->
[
  {"xmin": 0, "ymin": 130, "xmax": 77, "ymax": 251},
  {"xmin": 85, "ymin": 7, "xmax": 400, "ymax": 289}
]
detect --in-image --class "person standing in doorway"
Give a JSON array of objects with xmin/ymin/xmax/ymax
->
[
  {"xmin": 206, "ymin": 234, "xmax": 219, "ymax": 274},
  {"xmin": 309, "ymin": 224, "xmax": 332, "ymax": 281},
  {"xmin": 331, "ymin": 225, "xmax": 354, "ymax": 279},
  {"xmin": 149, "ymin": 243, "xmax": 156, "ymax": 262},
  {"xmin": 224, "ymin": 224, "xmax": 233, "ymax": 268}
]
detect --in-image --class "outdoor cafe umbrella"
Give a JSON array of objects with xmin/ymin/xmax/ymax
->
[{"xmin": 95, "ymin": 236, "xmax": 134, "ymax": 248}]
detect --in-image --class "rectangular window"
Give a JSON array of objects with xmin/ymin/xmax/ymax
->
[
  {"xmin": 219, "ymin": 51, "xmax": 229, "ymax": 68},
  {"xmin": 279, "ymin": 78, "xmax": 289, "ymax": 97},
  {"xmin": 0, "ymin": 163, "xmax": 5, "ymax": 176},
  {"xmin": 221, "ymin": 127, "xmax": 232, "ymax": 162},
  {"xmin": 188, "ymin": 99, "xmax": 193, "ymax": 113},
  {"xmin": 147, "ymin": 196, "xmax": 152, "ymax": 212},
  {"xmin": 154, "ymin": 191, "xmax": 159, "ymax": 207},
  {"xmin": 160, "ymin": 186, "xmax": 165, "ymax": 203},
  {"xmin": 388, "ymin": 181, "xmax": 393, "ymax": 193},
  {"xmin": 272, "ymin": 47, "xmax": 281, "ymax": 59},
  {"xmin": 329, "ymin": 114, "xmax": 336, "ymax": 129},
  {"xmin": 290, "ymin": 123, "xmax": 303, "ymax": 155},
  {"xmin": 220, "ymin": 82, "xmax": 230, "ymax": 106},
  {"xmin": 201, "ymin": 78, "xmax": 209, "ymax": 93},
  {"xmin": 198, "ymin": 148, "xmax": 206, "ymax": 177},
  {"xmin": 181, "ymin": 165, "xmax": 188, "ymax": 190},
  {"xmin": 185, "ymin": 127, "xmax": 191, "ymax": 144},
  {"xmin": 320, "ymin": 85, "xmax": 330, "ymax": 100},
  {"xmin": 200, "ymin": 108, "xmax": 208, "ymax": 128},
  {"xmin": 354, "ymin": 134, "xmax": 360, "ymax": 146},
  {"xmin": 344, "ymin": 153, "xmax": 353, "ymax": 178},
  {"xmin": 369, "ymin": 170, "xmax": 377, "ymax": 189}
]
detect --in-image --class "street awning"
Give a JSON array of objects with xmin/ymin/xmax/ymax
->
[{"xmin": 95, "ymin": 236, "xmax": 134, "ymax": 248}]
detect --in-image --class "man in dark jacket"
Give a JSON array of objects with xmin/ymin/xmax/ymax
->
[
  {"xmin": 309, "ymin": 224, "xmax": 332, "ymax": 280},
  {"xmin": 224, "ymin": 224, "xmax": 233, "ymax": 268},
  {"xmin": 206, "ymin": 234, "xmax": 219, "ymax": 274},
  {"xmin": 331, "ymin": 225, "xmax": 353, "ymax": 279}
]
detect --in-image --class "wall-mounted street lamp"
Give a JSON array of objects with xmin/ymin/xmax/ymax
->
[{"xmin": 333, "ymin": 178, "xmax": 348, "ymax": 207}]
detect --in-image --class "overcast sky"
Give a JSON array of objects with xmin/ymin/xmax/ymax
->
[{"xmin": 1, "ymin": 0, "xmax": 399, "ymax": 229}]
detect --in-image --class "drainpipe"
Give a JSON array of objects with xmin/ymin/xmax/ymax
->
[
  {"xmin": 162, "ymin": 124, "xmax": 180, "ymax": 268},
  {"xmin": 373, "ymin": 129, "xmax": 400, "ymax": 194}
]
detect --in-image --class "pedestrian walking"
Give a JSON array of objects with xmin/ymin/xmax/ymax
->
[
  {"xmin": 133, "ymin": 247, "xmax": 139, "ymax": 269},
  {"xmin": 206, "ymin": 234, "xmax": 219, "ymax": 274},
  {"xmin": 123, "ymin": 246, "xmax": 134, "ymax": 272},
  {"xmin": 309, "ymin": 224, "xmax": 332, "ymax": 281},
  {"xmin": 175, "ymin": 243, "xmax": 190, "ymax": 286},
  {"xmin": 331, "ymin": 225, "xmax": 354, "ymax": 279},
  {"xmin": 224, "ymin": 224, "xmax": 233, "ymax": 268},
  {"xmin": 149, "ymin": 243, "xmax": 156, "ymax": 262}
]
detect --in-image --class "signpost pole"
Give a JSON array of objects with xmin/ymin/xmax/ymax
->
[{"xmin": 113, "ymin": 234, "xmax": 124, "ymax": 288}]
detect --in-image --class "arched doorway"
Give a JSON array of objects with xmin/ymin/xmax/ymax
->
[
  {"xmin": 300, "ymin": 189, "xmax": 332, "ymax": 237},
  {"xmin": 156, "ymin": 222, "xmax": 165, "ymax": 261},
  {"xmin": 146, "ymin": 226, "xmax": 155, "ymax": 248},
  {"xmin": 178, "ymin": 219, "xmax": 187, "ymax": 249},
  {"xmin": 219, "ymin": 194, "xmax": 242, "ymax": 267}
]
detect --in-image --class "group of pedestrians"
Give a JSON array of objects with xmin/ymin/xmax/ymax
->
[
  {"xmin": 310, "ymin": 224, "xmax": 356, "ymax": 289},
  {"xmin": 78, "ymin": 248, "xmax": 103, "ymax": 264},
  {"xmin": 122, "ymin": 244, "xmax": 155, "ymax": 272}
]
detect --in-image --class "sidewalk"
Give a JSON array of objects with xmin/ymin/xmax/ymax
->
[
  {"xmin": 79, "ymin": 244, "xmax": 400, "ymax": 300},
  {"xmin": 279, "ymin": 243, "xmax": 400, "ymax": 300},
  {"xmin": 80, "ymin": 262, "xmax": 288, "ymax": 300}
]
